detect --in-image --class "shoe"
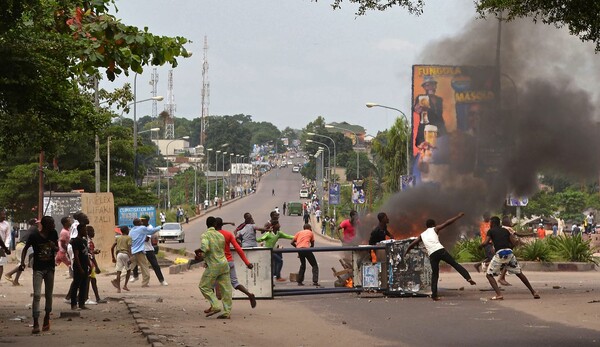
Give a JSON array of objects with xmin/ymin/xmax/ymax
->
[
  {"xmin": 160, "ymin": 281, "xmax": 169, "ymax": 286},
  {"xmin": 96, "ymin": 299, "xmax": 108, "ymax": 304},
  {"xmin": 216, "ymin": 313, "xmax": 230, "ymax": 319},
  {"xmin": 249, "ymin": 293, "xmax": 256, "ymax": 309},
  {"xmin": 130, "ymin": 277, "xmax": 139, "ymax": 283},
  {"xmin": 276, "ymin": 277, "xmax": 287, "ymax": 282},
  {"xmin": 85, "ymin": 299, "xmax": 97, "ymax": 305},
  {"xmin": 474, "ymin": 263, "xmax": 481, "ymax": 273},
  {"xmin": 141, "ymin": 284, "xmax": 150, "ymax": 288},
  {"xmin": 32, "ymin": 325, "xmax": 40, "ymax": 334},
  {"xmin": 297, "ymin": 282, "xmax": 304, "ymax": 286},
  {"xmin": 313, "ymin": 282, "xmax": 321, "ymax": 287},
  {"xmin": 78, "ymin": 306, "xmax": 91, "ymax": 310},
  {"xmin": 63, "ymin": 298, "xmax": 70, "ymax": 304}
]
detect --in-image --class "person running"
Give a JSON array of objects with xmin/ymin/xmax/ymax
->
[
  {"xmin": 55, "ymin": 216, "xmax": 72, "ymax": 277},
  {"xmin": 337, "ymin": 210, "xmax": 359, "ymax": 246},
  {"xmin": 292, "ymin": 224, "xmax": 319, "ymax": 287},
  {"xmin": 195, "ymin": 216, "xmax": 232, "ymax": 319},
  {"xmin": 20, "ymin": 216, "xmax": 58, "ymax": 333},
  {"xmin": 257, "ymin": 220, "xmax": 294, "ymax": 282},
  {"xmin": 5, "ymin": 218, "xmax": 37, "ymax": 286},
  {"xmin": 214, "ymin": 218, "xmax": 256, "ymax": 308},
  {"xmin": 235, "ymin": 213, "xmax": 270, "ymax": 248},
  {"xmin": 111, "ymin": 226, "xmax": 132, "ymax": 293},
  {"xmin": 129, "ymin": 218, "xmax": 161, "ymax": 288},
  {"xmin": 480, "ymin": 216, "xmax": 540, "ymax": 301},
  {"xmin": 404, "ymin": 212, "xmax": 476, "ymax": 301}
]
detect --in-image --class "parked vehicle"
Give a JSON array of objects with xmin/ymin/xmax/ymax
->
[
  {"xmin": 299, "ymin": 189, "xmax": 309, "ymax": 198},
  {"xmin": 292, "ymin": 166, "xmax": 300, "ymax": 173},
  {"xmin": 158, "ymin": 222, "xmax": 185, "ymax": 243},
  {"xmin": 287, "ymin": 201, "xmax": 303, "ymax": 216}
]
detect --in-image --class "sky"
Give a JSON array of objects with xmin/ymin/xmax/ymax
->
[{"xmin": 104, "ymin": 0, "xmax": 598, "ymax": 137}]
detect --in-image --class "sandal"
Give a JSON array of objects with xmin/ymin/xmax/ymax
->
[
  {"xmin": 249, "ymin": 293, "xmax": 256, "ymax": 309},
  {"xmin": 467, "ymin": 279, "xmax": 476, "ymax": 285},
  {"xmin": 32, "ymin": 326, "xmax": 40, "ymax": 334},
  {"xmin": 431, "ymin": 296, "xmax": 441, "ymax": 301},
  {"xmin": 533, "ymin": 293, "xmax": 541, "ymax": 299},
  {"xmin": 205, "ymin": 308, "xmax": 221, "ymax": 317},
  {"xmin": 216, "ymin": 314, "xmax": 230, "ymax": 319},
  {"xmin": 490, "ymin": 295, "xmax": 504, "ymax": 300}
]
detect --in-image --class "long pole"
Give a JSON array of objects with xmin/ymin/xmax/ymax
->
[
  {"xmin": 107, "ymin": 136, "xmax": 111, "ymax": 192},
  {"xmin": 222, "ymin": 153, "xmax": 226, "ymax": 201},
  {"xmin": 38, "ymin": 151, "xmax": 44, "ymax": 220},
  {"xmin": 133, "ymin": 73, "xmax": 139, "ymax": 186},
  {"xmin": 215, "ymin": 151, "xmax": 219, "ymax": 201},
  {"xmin": 94, "ymin": 77, "xmax": 101, "ymax": 193}
]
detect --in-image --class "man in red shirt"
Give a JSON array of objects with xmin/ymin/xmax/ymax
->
[
  {"xmin": 337, "ymin": 210, "xmax": 359, "ymax": 246},
  {"xmin": 292, "ymin": 224, "xmax": 319, "ymax": 287},
  {"xmin": 215, "ymin": 218, "xmax": 256, "ymax": 308},
  {"xmin": 537, "ymin": 224, "xmax": 546, "ymax": 239}
]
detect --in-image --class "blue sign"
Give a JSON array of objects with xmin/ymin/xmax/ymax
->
[
  {"xmin": 329, "ymin": 183, "xmax": 340, "ymax": 205},
  {"xmin": 506, "ymin": 195, "xmax": 528, "ymax": 207},
  {"xmin": 118, "ymin": 206, "xmax": 157, "ymax": 228}
]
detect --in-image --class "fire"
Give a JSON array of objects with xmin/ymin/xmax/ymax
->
[{"xmin": 345, "ymin": 278, "xmax": 353, "ymax": 288}]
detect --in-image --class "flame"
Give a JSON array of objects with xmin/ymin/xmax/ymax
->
[{"xmin": 345, "ymin": 278, "xmax": 353, "ymax": 288}]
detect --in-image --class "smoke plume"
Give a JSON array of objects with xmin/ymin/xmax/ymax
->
[{"xmin": 355, "ymin": 17, "xmax": 600, "ymax": 246}]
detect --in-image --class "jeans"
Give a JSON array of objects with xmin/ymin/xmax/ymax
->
[
  {"xmin": 69, "ymin": 268, "xmax": 89, "ymax": 307},
  {"xmin": 297, "ymin": 251, "xmax": 319, "ymax": 284},
  {"xmin": 32, "ymin": 269, "xmax": 55, "ymax": 318},
  {"xmin": 272, "ymin": 253, "xmax": 283, "ymax": 279},
  {"xmin": 429, "ymin": 248, "xmax": 471, "ymax": 298}
]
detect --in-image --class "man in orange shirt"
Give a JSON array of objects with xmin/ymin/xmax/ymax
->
[
  {"xmin": 537, "ymin": 224, "xmax": 546, "ymax": 239},
  {"xmin": 292, "ymin": 224, "xmax": 319, "ymax": 287},
  {"xmin": 475, "ymin": 212, "xmax": 493, "ymax": 273}
]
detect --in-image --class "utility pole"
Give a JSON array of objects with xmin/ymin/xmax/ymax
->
[
  {"xmin": 200, "ymin": 36, "xmax": 210, "ymax": 146},
  {"xmin": 94, "ymin": 77, "xmax": 101, "ymax": 193}
]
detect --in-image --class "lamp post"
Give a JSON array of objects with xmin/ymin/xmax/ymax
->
[
  {"xmin": 120, "ymin": 94, "xmax": 164, "ymax": 186},
  {"xmin": 314, "ymin": 150, "xmax": 324, "ymax": 200},
  {"xmin": 222, "ymin": 152, "xmax": 228, "ymax": 201},
  {"xmin": 166, "ymin": 136, "xmax": 190, "ymax": 210},
  {"xmin": 325, "ymin": 124, "xmax": 360, "ymax": 180},
  {"xmin": 206, "ymin": 148, "xmax": 213, "ymax": 204},
  {"xmin": 307, "ymin": 132, "xmax": 336, "ymax": 183},
  {"xmin": 215, "ymin": 150, "xmax": 221, "ymax": 202},
  {"xmin": 365, "ymin": 103, "xmax": 411, "ymax": 179},
  {"xmin": 306, "ymin": 139, "xmax": 330, "ymax": 182}
]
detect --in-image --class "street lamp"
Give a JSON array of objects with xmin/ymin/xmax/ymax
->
[
  {"xmin": 215, "ymin": 150, "xmax": 221, "ymax": 201},
  {"xmin": 222, "ymin": 152, "xmax": 228, "ymax": 202},
  {"xmin": 206, "ymin": 148, "xmax": 213, "ymax": 204},
  {"xmin": 366, "ymin": 102, "xmax": 411, "ymax": 178},
  {"xmin": 166, "ymin": 136, "xmax": 190, "ymax": 210},
  {"xmin": 325, "ymin": 124, "xmax": 360, "ymax": 180},
  {"xmin": 126, "ymin": 95, "xmax": 164, "ymax": 186},
  {"xmin": 307, "ymin": 132, "xmax": 337, "ymax": 183},
  {"xmin": 306, "ymin": 139, "xmax": 330, "ymax": 182}
]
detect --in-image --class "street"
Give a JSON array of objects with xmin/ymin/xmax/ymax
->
[{"xmin": 1, "ymin": 167, "xmax": 599, "ymax": 346}]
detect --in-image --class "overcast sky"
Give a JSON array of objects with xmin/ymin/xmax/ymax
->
[{"xmin": 104, "ymin": 1, "xmax": 497, "ymax": 135}]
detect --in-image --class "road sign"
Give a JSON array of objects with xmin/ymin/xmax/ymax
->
[{"xmin": 118, "ymin": 206, "xmax": 157, "ymax": 228}]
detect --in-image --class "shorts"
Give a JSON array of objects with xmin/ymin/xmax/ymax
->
[
  {"xmin": 55, "ymin": 250, "xmax": 71, "ymax": 266},
  {"xmin": 486, "ymin": 249, "xmax": 522, "ymax": 276},
  {"xmin": 115, "ymin": 252, "xmax": 130, "ymax": 272},
  {"xmin": 228, "ymin": 261, "xmax": 239, "ymax": 288},
  {"xmin": 89, "ymin": 266, "xmax": 96, "ymax": 279}
]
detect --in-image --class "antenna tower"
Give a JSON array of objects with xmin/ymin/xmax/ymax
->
[
  {"xmin": 149, "ymin": 68, "xmax": 159, "ymax": 119},
  {"xmin": 164, "ymin": 70, "xmax": 176, "ymax": 139},
  {"xmin": 200, "ymin": 36, "xmax": 210, "ymax": 146}
]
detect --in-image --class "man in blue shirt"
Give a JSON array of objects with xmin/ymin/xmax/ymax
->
[{"xmin": 129, "ymin": 218, "xmax": 161, "ymax": 287}]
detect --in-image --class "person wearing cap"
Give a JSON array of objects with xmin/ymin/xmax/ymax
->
[
  {"xmin": 413, "ymin": 75, "xmax": 446, "ymax": 148},
  {"xmin": 131, "ymin": 215, "xmax": 168, "ymax": 286},
  {"xmin": 129, "ymin": 218, "xmax": 161, "ymax": 287}
]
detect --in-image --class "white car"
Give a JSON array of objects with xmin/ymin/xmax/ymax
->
[
  {"xmin": 292, "ymin": 166, "xmax": 300, "ymax": 173},
  {"xmin": 158, "ymin": 222, "xmax": 185, "ymax": 243},
  {"xmin": 299, "ymin": 189, "xmax": 309, "ymax": 198}
]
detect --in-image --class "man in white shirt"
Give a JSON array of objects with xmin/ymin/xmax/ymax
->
[
  {"xmin": 405, "ymin": 212, "xmax": 476, "ymax": 301},
  {"xmin": 0, "ymin": 211, "xmax": 12, "ymax": 281}
]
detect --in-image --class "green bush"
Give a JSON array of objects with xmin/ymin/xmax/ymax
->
[
  {"xmin": 546, "ymin": 235, "xmax": 598, "ymax": 263},
  {"xmin": 451, "ymin": 238, "xmax": 486, "ymax": 262},
  {"xmin": 514, "ymin": 239, "xmax": 554, "ymax": 262}
]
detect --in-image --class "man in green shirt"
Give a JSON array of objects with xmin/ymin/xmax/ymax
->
[
  {"xmin": 195, "ymin": 216, "xmax": 232, "ymax": 319},
  {"xmin": 257, "ymin": 220, "xmax": 294, "ymax": 282}
]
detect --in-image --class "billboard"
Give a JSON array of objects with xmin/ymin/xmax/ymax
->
[
  {"xmin": 118, "ymin": 206, "xmax": 157, "ymax": 228},
  {"xmin": 352, "ymin": 180, "xmax": 365, "ymax": 204},
  {"xmin": 411, "ymin": 65, "xmax": 499, "ymax": 185},
  {"xmin": 329, "ymin": 183, "xmax": 340, "ymax": 205}
]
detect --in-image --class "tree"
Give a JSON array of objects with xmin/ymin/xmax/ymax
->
[
  {"xmin": 556, "ymin": 188, "xmax": 586, "ymax": 222},
  {"xmin": 371, "ymin": 117, "xmax": 410, "ymax": 192},
  {"xmin": 326, "ymin": 0, "xmax": 600, "ymax": 51}
]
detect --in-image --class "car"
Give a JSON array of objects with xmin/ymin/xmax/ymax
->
[
  {"xmin": 289, "ymin": 155, "xmax": 295, "ymax": 159},
  {"xmin": 287, "ymin": 160, "xmax": 293, "ymax": 165},
  {"xmin": 287, "ymin": 201, "xmax": 303, "ymax": 216},
  {"xmin": 299, "ymin": 189, "xmax": 309, "ymax": 198},
  {"xmin": 292, "ymin": 166, "xmax": 300, "ymax": 173},
  {"xmin": 158, "ymin": 222, "xmax": 185, "ymax": 243}
]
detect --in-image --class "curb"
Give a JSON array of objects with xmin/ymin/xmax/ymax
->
[{"xmin": 124, "ymin": 300, "xmax": 165, "ymax": 347}]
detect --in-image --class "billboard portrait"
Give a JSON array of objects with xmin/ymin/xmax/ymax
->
[
  {"xmin": 352, "ymin": 180, "xmax": 365, "ymax": 204},
  {"xmin": 411, "ymin": 65, "xmax": 499, "ymax": 185}
]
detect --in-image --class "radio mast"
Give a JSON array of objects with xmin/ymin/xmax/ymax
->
[
  {"xmin": 164, "ymin": 70, "xmax": 176, "ymax": 139},
  {"xmin": 200, "ymin": 36, "xmax": 210, "ymax": 146},
  {"xmin": 149, "ymin": 68, "xmax": 159, "ymax": 121}
]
